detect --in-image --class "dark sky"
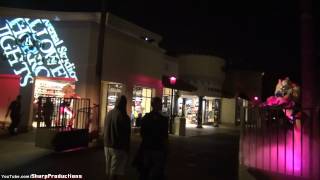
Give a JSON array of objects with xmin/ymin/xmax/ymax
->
[{"xmin": 0, "ymin": 0, "xmax": 318, "ymax": 78}]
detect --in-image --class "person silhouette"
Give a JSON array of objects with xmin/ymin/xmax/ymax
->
[
  {"xmin": 136, "ymin": 97, "xmax": 169, "ymax": 180},
  {"xmin": 135, "ymin": 113, "xmax": 142, "ymax": 127},
  {"xmin": 5, "ymin": 95, "xmax": 22, "ymax": 135},
  {"xmin": 43, "ymin": 97, "xmax": 54, "ymax": 128},
  {"xmin": 104, "ymin": 95, "xmax": 131, "ymax": 180}
]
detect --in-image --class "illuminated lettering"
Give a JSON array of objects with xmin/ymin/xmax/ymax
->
[
  {"xmin": 50, "ymin": 64, "xmax": 68, "ymax": 77},
  {"xmin": 4, "ymin": 47, "xmax": 22, "ymax": 66},
  {"xmin": 0, "ymin": 24, "xmax": 11, "ymax": 37},
  {"xmin": 7, "ymin": 18, "xmax": 29, "ymax": 38},
  {"xmin": 40, "ymin": 38, "xmax": 56, "ymax": 58},
  {"xmin": 34, "ymin": 66, "xmax": 50, "ymax": 77},
  {"xmin": 13, "ymin": 61, "xmax": 33, "ymax": 86},
  {"xmin": 57, "ymin": 46, "xmax": 67, "ymax": 59},
  {"xmin": 0, "ymin": 18, "xmax": 78, "ymax": 87},
  {"xmin": 64, "ymin": 61, "xmax": 75, "ymax": 70},
  {"xmin": 26, "ymin": 19, "xmax": 43, "ymax": 33}
]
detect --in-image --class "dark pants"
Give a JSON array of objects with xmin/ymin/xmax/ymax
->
[
  {"xmin": 44, "ymin": 115, "xmax": 52, "ymax": 128},
  {"xmin": 139, "ymin": 150, "xmax": 166, "ymax": 180},
  {"xmin": 9, "ymin": 115, "xmax": 20, "ymax": 135}
]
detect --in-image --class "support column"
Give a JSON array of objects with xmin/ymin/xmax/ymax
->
[
  {"xmin": 169, "ymin": 88, "xmax": 174, "ymax": 133},
  {"xmin": 301, "ymin": 0, "xmax": 317, "ymax": 109},
  {"xmin": 96, "ymin": 0, "xmax": 107, "ymax": 137},
  {"xmin": 182, "ymin": 98, "xmax": 186, "ymax": 117},
  {"xmin": 300, "ymin": 0, "xmax": 319, "ymax": 179},
  {"xmin": 173, "ymin": 90, "xmax": 179, "ymax": 116},
  {"xmin": 197, "ymin": 96, "xmax": 203, "ymax": 128}
]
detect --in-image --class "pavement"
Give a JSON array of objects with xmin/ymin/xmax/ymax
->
[{"xmin": 0, "ymin": 125, "xmax": 255, "ymax": 180}]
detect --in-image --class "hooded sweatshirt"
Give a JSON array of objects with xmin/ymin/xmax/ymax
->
[{"xmin": 104, "ymin": 107, "xmax": 131, "ymax": 151}]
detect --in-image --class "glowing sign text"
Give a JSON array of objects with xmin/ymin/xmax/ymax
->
[{"xmin": 0, "ymin": 18, "xmax": 78, "ymax": 87}]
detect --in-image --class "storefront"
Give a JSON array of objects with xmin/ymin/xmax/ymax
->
[
  {"xmin": 105, "ymin": 82, "xmax": 124, "ymax": 113},
  {"xmin": 0, "ymin": 9, "xmax": 99, "ymax": 133},
  {"xmin": 98, "ymin": 15, "xmax": 178, "ymax": 131},
  {"xmin": 32, "ymin": 77, "xmax": 78, "ymax": 128},
  {"xmin": 132, "ymin": 86, "xmax": 154, "ymax": 117},
  {"xmin": 101, "ymin": 82, "xmax": 156, "ymax": 127},
  {"xmin": 177, "ymin": 95, "xmax": 221, "ymax": 125},
  {"xmin": 202, "ymin": 97, "xmax": 221, "ymax": 125},
  {"xmin": 162, "ymin": 87, "xmax": 177, "ymax": 117},
  {"xmin": 178, "ymin": 95, "xmax": 198, "ymax": 124}
]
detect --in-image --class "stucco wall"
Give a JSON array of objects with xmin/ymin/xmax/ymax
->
[
  {"xmin": 220, "ymin": 98, "xmax": 236, "ymax": 125},
  {"xmin": 102, "ymin": 27, "xmax": 178, "ymax": 84},
  {"xmin": 177, "ymin": 55, "xmax": 225, "ymax": 97},
  {"xmin": 223, "ymin": 70, "xmax": 262, "ymax": 100}
]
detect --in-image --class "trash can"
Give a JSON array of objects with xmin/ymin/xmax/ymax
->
[{"xmin": 174, "ymin": 117, "xmax": 186, "ymax": 136}]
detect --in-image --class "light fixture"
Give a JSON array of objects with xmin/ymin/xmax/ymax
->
[
  {"xmin": 169, "ymin": 76, "xmax": 177, "ymax": 85},
  {"xmin": 141, "ymin": 36, "xmax": 154, "ymax": 43},
  {"xmin": 54, "ymin": 16, "xmax": 60, "ymax": 21}
]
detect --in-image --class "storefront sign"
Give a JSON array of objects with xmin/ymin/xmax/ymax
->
[{"xmin": 0, "ymin": 18, "xmax": 78, "ymax": 87}]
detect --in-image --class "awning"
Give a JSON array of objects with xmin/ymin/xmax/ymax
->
[{"xmin": 162, "ymin": 76, "xmax": 197, "ymax": 92}]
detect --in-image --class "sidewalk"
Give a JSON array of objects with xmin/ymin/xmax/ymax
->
[{"xmin": 0, "ymin": 126, "xmax": 255, "ymax": 180}]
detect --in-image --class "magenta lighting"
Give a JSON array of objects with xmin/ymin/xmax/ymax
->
[
  {"xmin": 254, "ymin": 96, "xmax": 259, "ymax": 101},
  {"xmin": 169, "ymin": 76, "xmax": 176, "ymax": 85}
]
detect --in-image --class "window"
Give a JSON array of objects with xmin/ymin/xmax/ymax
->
[
  {"xmin": 106, "ymin": 83, "xmax": 123, "ymax": 113},
  {"xmin": 132, "ymin": 86, "xmax": 153, "ymax": 117},
  {"xmin": 162, "ymin": 88, "xmax": 173, "ymax": 115}
]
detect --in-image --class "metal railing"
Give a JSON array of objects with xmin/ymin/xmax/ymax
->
[
  {"xmin": 36, "ymin": 97, "xmax": 91, "ymax": 129},
  {"xmin": 239, "ymin": 105, "xmax": 318, "ymax": 179}
]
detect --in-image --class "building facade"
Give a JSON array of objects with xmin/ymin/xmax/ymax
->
[{"xmin": 0, "ymin": 7, "xmax": 262, "ymax": 133}]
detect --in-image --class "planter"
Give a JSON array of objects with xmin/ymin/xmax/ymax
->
[{"xmin": 35, "ymin": 127, "xmax": 89, "ymax": 151}]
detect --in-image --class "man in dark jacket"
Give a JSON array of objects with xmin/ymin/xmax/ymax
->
[
  {"xmin": 138, "ymin": 97, "xmax": 169, "ymax": 180},
  {"xmin": 104, "ymin": 95, "xmax": 131, "ymax": 180}
]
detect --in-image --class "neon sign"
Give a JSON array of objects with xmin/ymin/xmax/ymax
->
[{"xmin": 0, "ymin": 18, "xmax": 78, "ymax": 87}]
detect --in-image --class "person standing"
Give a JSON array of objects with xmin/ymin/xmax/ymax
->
[
  {"xmin": 135, "ymin": 113, "xmax": 142, "ymax": 127},
  {"xmin": 138, "ymin": 97, "xmax": 169, "ymax": 180},
  {"xmin": 5, "ymin": 95, "xmax": 22, "ymax": 135},
  {"xmin": 43, "ymin": 97, "xmax": 54, "ymax": 128},
  {"xmin": 104, "ymin": 95, "xmax": 131, "ymax": 180}
]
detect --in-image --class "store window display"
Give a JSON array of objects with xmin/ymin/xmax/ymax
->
[
  {"xmin": 178, "ymin": 96, "xmax": 221, "ymax": 126},
  {"xmin": 32, "ymin": 77, "xmax": 78, "ymax": 128},
  {"xmin": 177, "ymin": 96, "xmax": 199, "ymax": 125},
  {"xmin": 203, "ymin": 98, "xmax": 221, "ymax": 125},
  {"xmin": 106, "ymin": 83, "xmax": 123, "ymax": 113},
  {"xmin": 162, "ymin": 88, "xmax": 174, "ymax": 116},
  {"xmin": 132, "ymin": 86, "xmax": 153, "ymax": 121}
]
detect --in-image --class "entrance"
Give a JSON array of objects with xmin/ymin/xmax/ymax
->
[
  {"xmin": 178, "ymin": 95, "xmax": 221, "ymax": 126},
  {"xmin": 162, "ymin": 88, "xmax": 176, "ymax": 117},
  {"xmin": 203, "ymin": 97, "xmax": 221, "ymax": 125},
  {"xmin": 32, "ymin": 77, "xmax": 78, "ymax": 128},
  {"xmin": 178, "ymin": 95, "xmax": 198, "ymax": 125}
]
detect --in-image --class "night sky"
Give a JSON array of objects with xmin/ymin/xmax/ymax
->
[{"xmin": 0, "ymin": 0, "xmax": 319, "ymax": 85}]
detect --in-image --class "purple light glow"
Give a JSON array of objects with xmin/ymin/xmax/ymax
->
[
  {"xmin": 242, "ymin": 126, "xmax": 310, "ymax": 177},
  {"xmin": 169, "ymin": 76, "xmax": 176, "ymax": 85},
  {"xmin": 254, "ymin": 96, "xmax": 259, "ymax": 101}
]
